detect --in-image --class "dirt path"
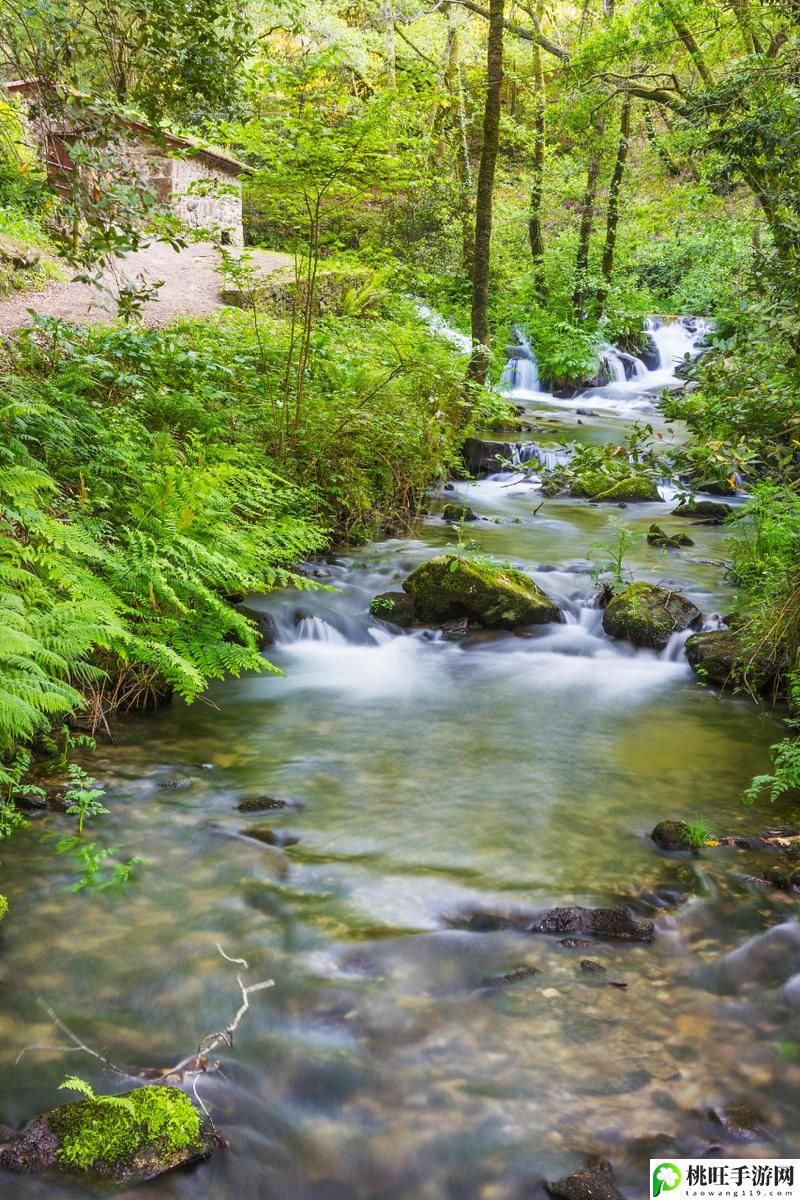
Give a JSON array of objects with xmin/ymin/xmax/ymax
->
[{"xmin": 0, "ymin": 241, "xmax": 293, "ymax": 332}]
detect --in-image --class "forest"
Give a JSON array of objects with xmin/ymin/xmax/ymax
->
[{"xmin": 0, "ymin": 0, "xmax": 799, "ymax": 1195}]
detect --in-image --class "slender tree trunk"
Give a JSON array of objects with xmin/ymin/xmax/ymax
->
[
  {"xmin": 661, "ymin": 2, "xmax": 714, "ymax": 85},
  {"xmin": 571, "ymin": 114, "xmax": 605, "ymax": 316},
  {"xmin": 468, "ymin": 0, "xmax": 504, "ymax": 384},
  {"xmin": 644, "ymin": 106, "xmax": 680, "ymax": 175},
  {"xmin": 528, "ymin": 8, "xmax": 546, "ymax": 297},
  {"xmin": 383, "ymin": 0, "xmax": 397, "ymax": 88},
  {"xmin": 444, "ymin": 10, "xmax": 475, "ymax": 278},
  {"xmin": 597, "ymin": 95, "xmax": 632, "ymax": 310}
]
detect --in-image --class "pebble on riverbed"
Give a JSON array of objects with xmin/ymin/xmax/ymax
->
[{"xmin": 237, "ymin": 795, "xmax": 291, "ymax": 812}]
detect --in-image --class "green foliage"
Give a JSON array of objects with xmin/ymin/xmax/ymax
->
[
  {"xmin": 683, "ymin": 815, "xmax": 716, "ymax": 850},
  {"xmin": 744, "ymin": 729, "xmax": 800, "ymax": 806},
  {"xmin": 590, "ymin": 517, "xmax": 641, "ymax": 596},
  {"xmin": 541, "ymin": 428, "xmax": 662, "ymax": 502},
  {"xmin": 53, "ymin": 1082, "xmax": 201, "ymax": 1172},
  {"xmin": 63, "ymin": 764, "xmax": 108, "ymax": 834}
]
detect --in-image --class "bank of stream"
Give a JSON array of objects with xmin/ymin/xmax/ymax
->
[{"xmin": 0, "ymin": 317, "xmax": 799, "ymax": 1198}]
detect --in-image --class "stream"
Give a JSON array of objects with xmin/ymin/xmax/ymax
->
[{"xmin": 2, "ymin": 318, "xmax": 800, "ymax": 1198}]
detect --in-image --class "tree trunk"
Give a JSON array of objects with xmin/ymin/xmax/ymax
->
[
  {"xmin": 644, "ymin": 106, "xmax": 680, "ymax": 176},
  {"xmin": 571, "ymin": 114, "xmax": 605, "ymax": 316},
  {"xmin": 444, "ymin": 10, "xmax": 475, "ymax": 278},
  {"xmin": 528, "ymin": 7, "xmax": 546, "ymax": 297},
  {"xmin": 660, "ymin": 2, "xmax": 714, "ymax": 86},
  {"xmin": 383, "ymin": 0, "xmax": 397, "ymax": 88},
  {"xmin": 598, "ymin": 95, "xmax": 632, "ymax": 310},
  {"xmin": 468, "ymin": 0, "xmax": 504, "ymax": 384}
]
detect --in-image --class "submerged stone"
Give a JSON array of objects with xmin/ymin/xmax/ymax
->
[
  {"xmin": 545, "ymin": 1157, "xmax": 627, "ymax": 1200},
  {"xmin": 237, "ymin": 795, "xmax": 289, "ymax": 812},
  {"xmin": 526, "ymin": 905, "xmax": 655, "ymax": 943},
  {"xmin": 0, "ymin": 1085, "xmax": 214, "ymax": 1182},
  {"xmin": 482, "ymin": 965, "xmax": 540, "ymax": 988},
  {"xmin": 707, "ymin": 1103, "xmax": 769, "ymax": 1144},
  {"xmin": 244, "ymin": 825, "xmax": 300, "ymax": 848},
  {"xmin": 651, "ymin": 820, "xmax": 690, "ymax": 851},
  {"xmin": 402, "ymin": 554, "xmax": 560, "ymax": 629},
  {"xmin": 603, "ymin": 582, "xmax": 701, "ymax": 650}
]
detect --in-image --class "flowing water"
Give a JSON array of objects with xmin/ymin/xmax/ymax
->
[{"xmin": 1, "ymin": 318, "xmax": 799, "ymax": 1199}]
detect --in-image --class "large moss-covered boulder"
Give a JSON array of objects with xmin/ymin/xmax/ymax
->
[
  {"xmin": 402, "ymin": 554, "xmax": 560, "ymax": 629},
  {"xmin": 603, "ymin": 582, "xmax": 701, "ymax": 650},
  {"xmin": 671, "ymin": 499, "xmax": 733, "ymax": 524},
  {"xmin": 570, "ymin": 473, "xmax": 660, "ymax": 503},
  {"xmin": 685, "ymin": 629, "xmax": 777, "ymax": 693},
  {"xmin": 0, "ymin": 1085, "xmax": 214, "ymax": 1183}
]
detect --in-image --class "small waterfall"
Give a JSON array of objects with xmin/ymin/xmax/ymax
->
[
  {"xmin": 660, "ymin": 628, "xmax": 694, "ymax": 662},
  {"xmin": 416, "ymin": 302, "xmax": 472, "ymax": 354},
  {"xmin": 294, "ymin": 616, "xmax": 349, "ymax": 644},
  {"xmin": 601, "ymin": 345, "xmax": 648, "ymax": 383},
  {"xmin": 501, "ymin": 327, "xmax": 541, "ymax": 394},
  {"xmin": 644, "ymin": 315, "xmax": 711, "ymax": 376}
]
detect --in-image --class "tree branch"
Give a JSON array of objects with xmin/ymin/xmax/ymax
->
[{"xmin": 442, "ymin": 0, "xmax": 570, "ymax": 60}]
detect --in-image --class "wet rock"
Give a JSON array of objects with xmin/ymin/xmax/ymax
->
[
  {"xmin": 462, "ymin": 437, "xmax": 537, "ymax": 476},
  {"xmin": 442, "ymin": 616, "xmax": 470, "ymax": 640},
  {"xmin": 402, "ymin": 554, "xmax": 560, "ymax": 629},
  {"xmin": 685, "ymin": 629, "xmax": 777, "ymax": 693},
  {"xmin": 762, "ymin": 865, "xmax": 800, "ymax": 891},
  {"xmin": 369, "ymin": 591, "xmax": 417, "ymax": 627},
  {"xmin": 0, "ymin": 1086, "xmax": 214, "ymax": 1182},
  {"xmin": 707, "ymin": 1104, "xmax": 768, "ymax": 1143},
  {"xmin": 579, "ymin": 959, "xmax": 606, "ymax": 974},
  {"xmin": 235, "ymin": 604, "xmax": 278, "ymax": 648},
  {"xmin": 237, "ymin": 795, "xmax": 289, "ymax": 812},
  {"xmin": 244, "ymin": 825, "xmax": 300, "ymax": 848},
  {"xmin": 647, "ymin": 523, "xmax": 694, "ymax": 548},
  {"xmin": 159, "ymin": 779, "xmax": 191, "ymax": 791},
  {"xmin": 441, "ymin": 503, "xmax": 477, "ymax": 523},
  {"xmin": 671, "ymin": 499, "xmax": 733, "ymax": 525},
  {"xmin": 545, "ymin": 1157, "xmax": 627, "ymax": 1200},
  {"xmin": 450, "ymin": 909, "xmax": 514, "ymax": 932},
  {"xmin": 603, "ymin": 582, "xmax": 701, "ymax": 650},
  {"xmin": 527, "ymin": 906, "xmax": 655, "ymax": 943},
  {"xmin": 651, "ymin": 820, "xmax": 690, "ymax": 851},
  {"xmin": 482, "ymin": 965, "xmax": 539, "ymax": 987},
  {"xmin": 558, "ymin": 938, "xmax": 595, "ymax": 949}
]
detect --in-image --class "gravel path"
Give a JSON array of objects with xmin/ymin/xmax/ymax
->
[{"xmin": 0, "ymin": 241, "xmax": 292, "ymax": 331}]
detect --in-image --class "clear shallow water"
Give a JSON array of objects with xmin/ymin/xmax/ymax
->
[{"xmin": 1, "ymin": 326, "xmax": 800, "ymax": 1199}]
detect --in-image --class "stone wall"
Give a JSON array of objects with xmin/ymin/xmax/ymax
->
[{"xmin": 128, "ymin": 138, "xmax": 244, "ymax": 246}]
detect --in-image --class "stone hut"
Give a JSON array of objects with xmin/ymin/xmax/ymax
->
[{"xmin": 5, "ymin": 81, "xmax": 250, "ymax": 245}]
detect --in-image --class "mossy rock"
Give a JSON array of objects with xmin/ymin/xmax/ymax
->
[
  {"xmin": 441, "ymin": 502, "xmax": 477, "ymax": 523},
  {"xmin": 651, "ymin": 820, "xmax": 690, "ymax": 851},
  {"xmin": 570, "ymin": 472, "xmax": 660, "ymax": 503},
  {"xmin": 603, "ymin": 582, "xmax": 701, "ymax": 650},
  {"xmin": 671, "ymin": 499, "xmax": 733, "ymax": 524},
  {"xmin": 0, "ymin": 895, "xmax": 7, "ymax": 922},
  {"xmin": 369, "ymin": 591, "xmax": 417, "ymax": 627},
  {"xmin": 0, "ymin": 1085, "xmax": 214, "ymax": 1182},
  {"xmin": 685, "ymin": 629, "xmax": 777, "ymax": 693},
  {"xmin": 0, "ymin": 233, "xmax": 41, "ymax": 269},
  {"xmin": 647, "ymin": 523, "xmax": 694, "ymax": 548},
  {"xmin": 402, "ymin": 554, "xmax": 560, "ymax": 629}
]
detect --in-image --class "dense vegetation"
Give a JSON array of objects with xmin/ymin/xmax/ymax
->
[{"xmin": 1, "ymin": 0, "xmax": 800, "ymax": 816}]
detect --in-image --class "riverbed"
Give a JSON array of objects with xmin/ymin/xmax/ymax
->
[{"xmin": 1, "ymin": 319, "xmax": 798, "ymax": 1199}]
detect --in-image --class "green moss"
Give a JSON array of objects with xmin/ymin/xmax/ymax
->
[
  {"xmin": 0, "ymin": 895, "xmax": 7, "ymax": 921},
  {"xmin": 603, "ymin": 581, "xmax": 701, "ymax": 650},
  {"xmin": 571, "ymin": 472, "xmax": 660, "ymax": 502},
  {"xmin": 403, "ymin": 554, "xmax": 560, "ymax": 628},
  {"xmin": 52, "ymin": 1085, "xmax": 201, "ymax": 1172}
]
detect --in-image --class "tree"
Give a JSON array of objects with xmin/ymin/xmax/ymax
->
[{"xmin": 468, "ymin": 0, "xmax": 504, "ymax": 385}]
